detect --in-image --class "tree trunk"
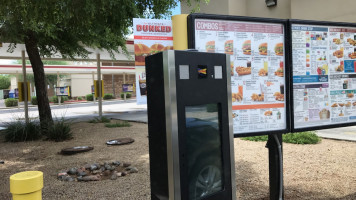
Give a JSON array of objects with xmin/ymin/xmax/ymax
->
[{"xmin": 24, "ymin": 32, "xmax": 53, "ymax": 134}]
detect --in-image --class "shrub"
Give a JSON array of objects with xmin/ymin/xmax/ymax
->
[
  {"xmin": 77, "ymin": 96, "xmax": 83, "ymax": 100},
  {"xmin": 5, "ymin": 98, "xmax": 18, "ymax": 107},
  {"xmin": 0, "ymin": 75, "xmax": 10, "ymax": 89},
  {"xmin": 86, "ymin": 94, "xmax": 94, "ymax": 101},
  {"xmin": 103, "ymin": 93, "xmax": 114, "ymax": 100},
  {"xmin": 120, "ymin": 92, "xmax": 132, "ymax": 99},
  {"xmin": 105, "ymin": 121, "xmax": 131, "ymax": 128},
  {"xmin": 241, "ymin": 135, "xmax": 268, "ymax": 142},
  {"xmin": 4, "ymin": 121, "xmax": 41, "ymax": 142},
  {"xmin": 50, "ymin": 96, "xmax": 68, "ymax": 103},
  {"xmin": 31, "ymin": 96, "xmax": 38, "ymax": 105},
  {"xmin": 241, "ymin": 131, "xmax": 320, "ymax": 144},
  {"xmin": 88, "ymin": 116, "xmax": 110, "ymax": 123},
  {"xmin": 45, "ymin": 119, "xmax": 72, "ymax": 142},
  {"xmin": 283, "ymin": 131, "xmax": 321, "ymax": 144}
]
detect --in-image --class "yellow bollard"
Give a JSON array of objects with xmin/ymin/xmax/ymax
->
[{"xmin": 10, "ymin": 171, "xmax": 43, "ymax": 200}]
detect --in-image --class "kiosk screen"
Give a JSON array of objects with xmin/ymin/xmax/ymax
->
[{"xmin": 185, "ymin": 104, "xmax": 224, "ymax": 199}]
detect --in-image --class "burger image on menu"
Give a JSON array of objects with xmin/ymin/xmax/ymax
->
[
  {"xmin": 134, "ymin": 43, "xmax": 151, "ymax": 66},
  {"xmin": 224, "ymin": 40, "xmax": 234, "ymax": 55},
  {"xmin": 150, "ymin": 43, "xmax": 165, "ymax": 54},
  {"xmin": 206, "ymin": 41, "xmax": 215, "ymax": 53},
  {"xmin": 242, "ymin": 40, "xmax": 251, "ymax": 55},
  {"xmin": 258, "ymin": 43, "xmax": 268, "ymax": 55},
  {"xmin": 274, "ymin": 43, "xmax": 283, "ymax": 56}
]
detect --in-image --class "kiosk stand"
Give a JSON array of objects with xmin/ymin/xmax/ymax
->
[{"xmin": 146, "ymin": 50, "xmax": 236, "ymax": 200}]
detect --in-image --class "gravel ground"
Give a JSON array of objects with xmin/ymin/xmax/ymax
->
[{"xmin": 0, "ymin": 121, "xmax": 355, "ymax": 200}]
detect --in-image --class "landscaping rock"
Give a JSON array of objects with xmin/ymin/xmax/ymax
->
[
  {"xmin": 112, "ymin": 161, "xmax": 121, "ymax": 166},
  {"xmin": 110, "ymin": 173, "xmax": 118, "ymax": 180},
  {"xmin": 123, "ymin": 163, "xmax": 131, "ymax": 167},
  {"xmin": 64, "ymin": 176, "xmax": 75, "ymax": 182},
  {"xmin": 84, "ymin": 164, "xmax": 92, "ymax": 170},
  {"xmin": 67, "ymin": 168, "xmax": 77, "ymax": 175},
  {"xmin": 81, "ymin": 175, "xmax": 100, "ymax": 181},
  {"xmin": 126, "ymin": 167, "xmax": 138, "ymax": 174},
  {"xmin": 77, "ymin": 171, "xmax": 87, "ymax": 177},
  {"xmin": 90, "ymin": 164, "xmax": 98, "ymax": 171},
  {"xmin": 92, "ymin": 170, "xmax": 101, "ymax": 175},
  {"xmin": 0, "ymin": 161, "xmax": 4, "ymax": 164}
]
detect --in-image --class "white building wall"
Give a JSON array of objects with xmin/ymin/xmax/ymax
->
[{"xmin": 70, "ymin": 74, "xmax": 94, "ymax": 97}]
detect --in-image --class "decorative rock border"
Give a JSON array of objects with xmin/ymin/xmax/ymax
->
[{"xmin": 58, "ymin": 161, "xmax": 138, "ymax": 182}]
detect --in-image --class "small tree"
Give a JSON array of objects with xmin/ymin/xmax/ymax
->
[{"xmin": 0, "ymin": 0, "xmax": 205, "ymax": 133}]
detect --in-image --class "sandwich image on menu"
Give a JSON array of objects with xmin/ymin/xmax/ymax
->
[
  {"xmin": 134, "ymin": 43, "xmax": 151, "ymax": 66},
  {"xmin": 258, "ymin": 43, "xmax": 268, "ymax": 55},
  {"xmin": 274, "ymin": 43, "xmax": 283, "ymax": 56},
  {"xmin": 225, "ymin": 40, "xmax": 234, "ymax": 55},
  {"xmin": 242, "ymin": 40, "xmax": 251, "ymax": 55},
  {"xmin": 206, "ymin": 41, "xmax": 215, "ymax": 53},
  {"xmin": 150, "ymin": 44, "xmax": 165, "ymax": 54}
]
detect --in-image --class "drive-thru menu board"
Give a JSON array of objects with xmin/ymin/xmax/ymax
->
[
  {"xmin": 192, "ymin": 18, "xmax": 287, "ymax": 134},
  {"xmin": 292, "ymin": 23, "xmax": 356, "ymax": 129}
]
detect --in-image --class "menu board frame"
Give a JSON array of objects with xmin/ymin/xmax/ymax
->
[
  {"xmin": 187, "ymin": 13, "xmax": 291, "ymax": 137},
  {"xmin": 290, "ymin": 19, "xmax": 356, "ymax": 132}
]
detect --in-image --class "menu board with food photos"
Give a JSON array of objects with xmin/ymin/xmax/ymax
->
[
  {"xmin": 193, "ymin": 18, "xmax": 287, "ymax": 134},
  {"xmin": 292, "ymin": 23, "xmax": 356, "ymax": 129}
]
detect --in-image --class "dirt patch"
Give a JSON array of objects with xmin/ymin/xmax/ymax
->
[{"xmin": 0, "ymin": 121, "xmax": 355, "ymax": 200}]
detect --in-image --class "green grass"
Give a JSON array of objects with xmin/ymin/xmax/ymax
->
[
  {"xmin": 105, "ymin": 121, "xmax": 131, "ymax": 128},
  {"xmin": 241, "ymin": 131, "xmax": 321, "ymax": 144},
  {"xmin": 88, "ymin": 116, "xmax": 110, "ymax": 123}
]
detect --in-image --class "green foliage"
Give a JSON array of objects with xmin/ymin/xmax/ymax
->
[
  {"xmin": 4, "ymin": 121, "xmax": 42, "ymax": 142},
  {"xmin": 5, "ymin": 98, "xmax": 18, "ymax": 107},
  {"xmin": 120, "ymin": 92, "xmax": 132, "ymax": 99},
  {"xmin": 31, "ymin": 96, "xmax": 38, "ymax": 105},
  {"xmin": 105, "ymin": 121, "xmax": 131, "ymax": 128},
  {"xmin": 241, "ymin": 131, "xmax": 321, "ymax": 144},
  {"xmin": 0, "ymin": 75, "xmax": 10, "ymax": 89},
  {"xmin": 88, "ymin": 117, "xmax": 111, "ymax": 124},
  {"xmin": 77, "ymin": 96, "xmax": 83, "ymax": 100},
  {"xmin": 50, "ymin": 96, "xmax": 68, "ymax": 103},
  {"xmin": 45, "ymin": 119, "xmax": 72, "ymax": 142},
  {"xmin": 283, "ymin": 132, "xmax": 321, "ymax": 144},
  {"xmin": 241, "ymin": 135, "xmax": 268, "ymax": 142},
  {"xmin": 103, "ymin": 93, "xmax": 114, "ymax": 100},
  {"xmin": 86, "ymin": 94, "xmax": 94, "ymax": 101}
]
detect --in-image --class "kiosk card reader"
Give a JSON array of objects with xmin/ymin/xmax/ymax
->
[{"xmin": 146, "ymin": 50, "xmax": 236, "ymax": 200}]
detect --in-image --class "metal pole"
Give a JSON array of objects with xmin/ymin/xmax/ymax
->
[
  {"xmin": 92, "ymin": 71, "xmax": 95, "ymax": 104},
  {"xmin": 112, "ymin": 74, "xmax": 115, "ymax": 98},
  {"xmin": 267, "ymin": 133, "xmax": 284, "ymax": 200},
  {"xmin": 22, "ymin": 51, "xmax": 29, "ymax": 123},
  {"xmin": 16, "ymin": 71, "xmax": 20, "ymax": 109},
  {"xmin": 97, "ymin": 54, "xmax": 102, "ymax": 117},
  {"xmin": 57, "ymin": 71, "xmax": 61, "ymax": 106},
  {"xmin": 123, "ymin": 72, "xmax": 126, "ymax": 101}
]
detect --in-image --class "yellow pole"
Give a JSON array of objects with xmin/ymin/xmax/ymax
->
[
  {"xmin": 10, "ymin": 171, "xmax": 43, "ymax": 200},
  {"xmin": 172, "ymin": 14, "xmax": 189, "ymax": 50}
]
